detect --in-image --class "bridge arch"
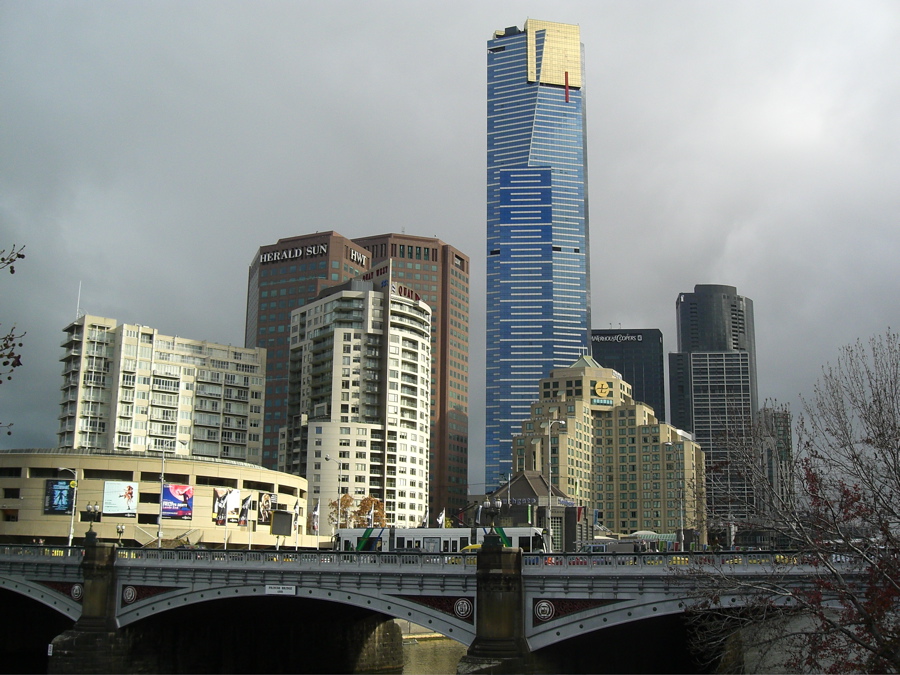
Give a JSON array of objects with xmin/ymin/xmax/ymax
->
[
  {"xmin": 0, "ymin": 567, "xmax": 82, "ymax": 621},
  {"xmin": 114, "ymin": 554, "xmax": 478, "ymax": 645},
  {"xmin": 526, "ymin": 594, "xmax": 690, "ymax": 651}
]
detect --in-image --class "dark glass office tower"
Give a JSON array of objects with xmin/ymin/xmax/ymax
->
[
  {"xmin": 485, "ymin": 20, "xmax": 591, "ymax": 492},
  {"xmin": 669, "ymin": 284, "xmax": 758, "ymax": 520},
  {"xmin": 245, "ymin": 233, "xmax": 372, "ymax": 469},
  {"xmin": 590, "ymin": 329, "xmax": 665, "ymax": 422}
]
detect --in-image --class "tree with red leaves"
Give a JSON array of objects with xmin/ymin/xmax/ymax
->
[
  {"xmin": 687, "ymin": 331, "xmax": 900, "ymax": 673},
  {"xmin": 1, "ymin": 245, "xmax": 26, "ymax": 435}
]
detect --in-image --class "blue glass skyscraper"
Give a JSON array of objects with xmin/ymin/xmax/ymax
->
[{"xmin": 485, "ymin": 20, "xmax": 591, "ymax": 491}]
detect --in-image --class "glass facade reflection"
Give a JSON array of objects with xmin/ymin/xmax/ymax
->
[{"xmin": 484, "ymin": 20, "xmax": 591, "ymax": 491}]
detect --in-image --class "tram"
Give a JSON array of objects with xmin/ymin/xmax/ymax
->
[{"xmin": 335, "ymin": 526, "xmax": 548, "ymax": 553}]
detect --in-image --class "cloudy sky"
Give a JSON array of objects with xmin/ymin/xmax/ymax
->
[{"xmin": 3, "ymin": 1, "xmax": 899, "ymax": 486}]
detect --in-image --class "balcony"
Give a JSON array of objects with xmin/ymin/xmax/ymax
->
[{"xmin": 59, "ymin": 347, "xmax": 81, "ymax": 362}]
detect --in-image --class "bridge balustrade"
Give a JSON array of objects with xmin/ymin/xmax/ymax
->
[
  {"xmin": 0, "ymin": 544, "xmax": 73, "ymax": 558},
  {"xmin": 521, "ymin": 550, "xmax": 808, "ymax": 572},
  {"xmin": 112, "ymin": 548, "xmax": 479, "ymax": 570},
  {"xmin": 0, "ymin": 544, "xmax": 814, "ymax": 572}
]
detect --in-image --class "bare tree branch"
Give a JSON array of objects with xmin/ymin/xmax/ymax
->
[
  {"xmin": 1, "ymin": 245, "xmax": 26, "ymax": 435},
  {"xmin": 685, "ymin": 331, "xmax": 900, "ymax": 673}
]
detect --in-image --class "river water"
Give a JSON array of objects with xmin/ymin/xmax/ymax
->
[{"xmin": 401, "ymin": 637, "xmax": 468, "ymax": 674}]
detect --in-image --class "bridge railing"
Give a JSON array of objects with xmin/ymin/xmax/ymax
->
[
  {"xmin": 0, "ymin": 543, "xmax": 81, "ymax": 559},
  {"xmin": 523, "ymin": 551, "xmax": 807, "ymax": 571},
  {"xmin": 115, "ymin": 547, "xmax": 479, "ymax": 569}
]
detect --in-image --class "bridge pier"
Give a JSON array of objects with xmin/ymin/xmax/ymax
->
[
  {"xmin": 457, "ymin": 535, "xmax": 531, "ymax": 674},
  {"xmin": 48, "ymin": 534, "xmax": 135, "ymax": 674}
]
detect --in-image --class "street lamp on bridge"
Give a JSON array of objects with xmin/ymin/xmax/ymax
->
[{"xmin": 58, "ymin": 468, "xmax": 78, "ymax": 548}]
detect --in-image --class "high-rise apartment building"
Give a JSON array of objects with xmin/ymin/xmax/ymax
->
[
  {"xmin": 512, "ymin": 356, "xmax": 704, "ymax": 546},
  {"xmin": 247, "ymin": 232, "xmax": 470, "ymax": 519},
  {"xmin": 59, "ymin": 315, "xmax": 266, "ymax": 463},
  {"xmin": 245, "ymin": 233, "xmax": 373, "ymax": 468},
  {"xmin": 669, "ymin": 284, "xmax": 758, "ymax": 520},
  {"xmin": 280, "ymin": 269, "xmax": 432, "ymax": 533},
  {"xmin": 353, "ymin": 234, "xmax": 470, "ymax": 521},
  {"xmin": 485, "ymin": 20, "xmax": 591, "ymax": 492},
  {"xmin": 591, "ymin": 329, "xmax": 666, "ymax": 423}
]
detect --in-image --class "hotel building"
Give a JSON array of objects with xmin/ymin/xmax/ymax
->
[{"xmin": 513, "ymin": 356, "xmax": 705, "ymax": 547}]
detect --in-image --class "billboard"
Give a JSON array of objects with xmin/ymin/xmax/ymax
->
[
  {"xmin": 102, "ymin": 481, "xmax": 138, "ymax": 517},
  {"xmin": 212, "ymin": 487, "xmax": 241, "ymax": 526},
  {"xmin": 257, "ymin": 492, "xmax": 277, "ymax": 525},
  {"xmin": 162, "ymin": 484, "xmax": 194, "ymax": 520},
  {"xmin": 43, "ymin": 479, "xmax": 74, "ymax": 516}
]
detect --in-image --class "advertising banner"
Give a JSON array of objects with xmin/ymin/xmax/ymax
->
[
  {"xmin": 162, "ymin": 484, "xmax": 194, "ymax": 520},
  {"xmin": 212, "ymin": 487, "xmax": 241, "ymax": 525},
  {"xmin": 257, "ymin": 492, "xmax": 277, "ymax": 525},
  {"xmin": 43, "ymin": 479, "xmax": 74, "ymax": 516},
  {"xmin": 238, "ymin": 494, "xmax": 251, "ymax": 526},
  {"xmin": 102, "ymin": 481, "xmax": 138, "ymax": 517}
]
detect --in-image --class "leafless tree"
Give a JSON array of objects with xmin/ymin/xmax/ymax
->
[
  {"xmin": 1, "ymin": 245, "xmax": 26, "ymax": 435},
  {"xmin": 685, "ymin": 331, "xmax": 900, "ymax": 673}
]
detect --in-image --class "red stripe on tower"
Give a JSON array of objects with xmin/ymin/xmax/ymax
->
[{"xmin": 565, "ymin": 71, "xmax": 569, "ymax": 102}]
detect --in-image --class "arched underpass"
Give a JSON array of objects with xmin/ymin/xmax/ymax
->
[
  {"xmin": 3, "ymin": 591, "xmax": 405, "ymax": 675},
  {"xmin": 0, "ymin": 588, "xmax": 73, "ymax": 674},
  {"xmin": 530, "ymin": 613, "xmax": 713, "ymax": 675}
]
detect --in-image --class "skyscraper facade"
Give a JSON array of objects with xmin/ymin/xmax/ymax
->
[
  {"xmin": 485, "ymin": 20, "xmax": 591, "ymax": 491},
  {"xmin": 590, "ymin": 329, "xmax": 666, "ymax": 422},
  {"xmin": 245, "ymin": 233, "xmax": 372, "ymax": 469},
  {"xmin": 353, "ymin": 234, "xmax": 469, "ymax": 522},
  {"xmin": 669, "ymin": 284, "xmax": 758, "ymax": 520}
]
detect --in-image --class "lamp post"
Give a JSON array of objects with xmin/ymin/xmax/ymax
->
[
  {"xmin": 82, "ymin": 501, "xmax": 100, "ymax": 546},
  {"xmin": 325, "ymin": 454, "xmax": 343, "ymax": 537},
  {"xmin": 481, "ymin": 497, "xmax": 503, "ymax": 548},
  {"xmin": 86, "ymin": 501, "xmax": 100, "ymax": 530},
  {"xmin": 156, "ymin": 450, "xmax": 169, "ymax": 548},
  {"xmin": 666, "ymin": 442, "xmax": 685, "ymax": 551},
  {"xmin": 116, "ymin": 524, "xmax": 125, "ymax": 544},
  {"xmin": 539, "ymin": 418, "xmax": 566, "ymax": 553},
  {"xmin": 58, "ymin": 468, "xmax": 78, "ymax": 548},
  {"xmin": 148, "ymin": 443, "xmax": 184, "ymax": 548}
]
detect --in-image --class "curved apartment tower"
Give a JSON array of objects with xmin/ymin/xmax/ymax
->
[{"xmin": 282, "ymin": 266, "xmax": 432, "ymax": 533}]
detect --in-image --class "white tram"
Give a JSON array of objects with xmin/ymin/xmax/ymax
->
[{"xmin": 335, "ymin": 526, "xmax": 548, "ymax": 553}]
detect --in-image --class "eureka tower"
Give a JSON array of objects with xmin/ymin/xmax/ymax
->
[{"xmin": 485, "ymin": 20, "xmax": 591, "ymax": 491}]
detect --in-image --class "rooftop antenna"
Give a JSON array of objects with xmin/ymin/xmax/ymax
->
[{"xmin": 75, "ymin": 282, "xmax": 85, "ymax": 320}]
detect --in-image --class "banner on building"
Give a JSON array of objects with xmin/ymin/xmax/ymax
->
[
  {"xmin": 162, "ymin": 484, "xmax": 194, "ymax": 520},
  {"xmin": 258, "ymin": 492, "xmax": 276, "ymax": 525},
  {"xmin": 43, "ymin": 480, "xmax": 74, "ymax": 516},
  {"xmin": 102, "ymin": 481, "xmax": 138, "ymax": 517},
  {"xmin": 212, "ymin": 487, "xmax": 241, "ymax": 525}
]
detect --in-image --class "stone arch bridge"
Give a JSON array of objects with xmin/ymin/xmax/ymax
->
[{"xmin": 0, "ymin": 543, "xmax": 835, "ymax": 672}]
